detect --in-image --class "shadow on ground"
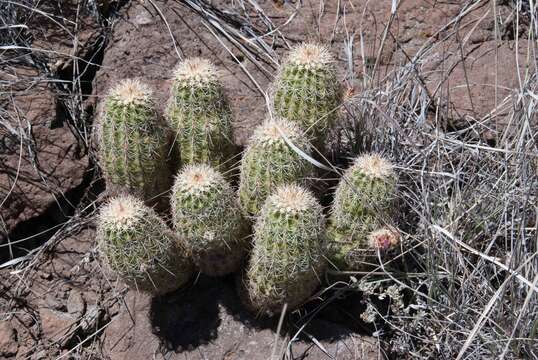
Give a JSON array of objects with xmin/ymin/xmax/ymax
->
[{"xmin": 149, "ymin": 273, "xmax": 372, "ymax": 354}]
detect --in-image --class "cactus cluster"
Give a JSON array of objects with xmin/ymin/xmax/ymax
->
[
  {"xmin": 238, "ymin": 117, "xmax": 314, "ymax": 216},
  {"xmin": 243, "ymin": 184, "xmax": 326, "ymax": 315},
  {"xmin": 95, "ymin": 45, "xmax": 401, "ymax": 312},
  {"xmin": 166, "ymin": 58, "xmax": 236, "ymax": 171},
  {"xmin": 171, "ymin": 164, "xmax": 248, "ymax": 276},
  {"xmin": 97, "ymin": 195, "xmax": 193, "ymax": 294},
  {"xmin": 272, "ymin": 43, "xmax": 342, "ymax": 144},
  {"xmin": 327, "ymin": 153, "xmax": 398, "ymax": 270},
  {"xmin": 98, "ymin": 79, "xmax": 171, "ymax": 205}
]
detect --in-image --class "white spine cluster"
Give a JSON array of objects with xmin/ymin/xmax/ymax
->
[
  {"xmin": 251, "ymin": 117, "xmax": 304, "ymax": 148},
  {"xmin": 173, "ymin": 58, "xmax": 219, "ymax": 86},
  {"xmin": 287, "ymin": 43, "xmax": 334, "ymax": 70},
  {"xmin": 173, "ymin": 164, "xmax": 222, "ymax": 196},
  {"xmin": 110, "ymin": 78, "xmax": 152, "ymax": 106},
  {"xmin": 269, "ymin": 184, "xmax": 313, "ymax": 216},
  {"xmin": 99, "ymin": 195, "xmax": 144, "ymax": 231},
  {"xmin": 353, "ymin": 153, "xmax": 394, "ymax": 179}
]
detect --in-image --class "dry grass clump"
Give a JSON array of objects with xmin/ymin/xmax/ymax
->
[{"xmin": 332, "ymin": 33, "xmax": 538, "ymax": 358}]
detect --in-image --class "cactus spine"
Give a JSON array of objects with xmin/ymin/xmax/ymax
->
[
  {"xmin": 166, "ymin": 58, "xmax": 236, "ymax": 171},
  {"xmin": 272, "ymin": 43, "xmax": 342, "ymax": 144},
  {"xmin": 171, "ymin": 164, "xmax": 249, "ymax": 276},
  {"xmin": 97, "ymin": 195, "xmax": 193, "ymax": 294},
  {"xmin": 238, "ymin": 118, "xmax": 314, "ymax": 216},
  {"xmin": 243, "ymin": 184, "xmax": 326, "ymax": 315},
  {"xmin": 98, "ymin": 79, "xmax": 171, "ymax": 205},
  {"xmin": 328, "ymin": 153, "xmax": 397, "ymax": 269}
]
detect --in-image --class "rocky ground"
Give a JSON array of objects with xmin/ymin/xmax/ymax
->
[{"xmin": 1, "ymin": 1, "xmax": 536, "ymax": 359}]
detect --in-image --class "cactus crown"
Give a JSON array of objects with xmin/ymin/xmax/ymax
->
[
  {"xmin": 99, "ymin": 195, "xmax": 144, "ymax": 230},
  {"xmin": 173, "ymin": 58, "xmax": 219, "ymax": 86},
  {"xmin": 173, "ymin": 164, "xmax": 222, "ymax": 196},
  {"xmin": 353, "ymin": 153, "xmax": 394, "ymax": 179},
  {"xmin": 368, "ymin": 227, "xmax": 400, "ymax": 250},
  {"xmin": 109, "ymin": 79, "xmax": 152, "ymax": 106},
  {"xmin": 287, "ymin": 43, "xmax": 334, "ymax": 70},
  {"xmin": 250, "ymin": 117, "xmax": 305, "ymax": 148},
  {"xmin": 268, "ymin": 184, "xmax": 315, "ymax": 216}
]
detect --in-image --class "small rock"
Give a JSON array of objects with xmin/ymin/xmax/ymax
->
[
  {"xmin": 67, "ymin": 290, "xmax": 86, "ymax": 318},
  {"xmin": 39, "ymin": 308, "xmax": 76, "ymax": 342},
  {"xmin": 0, "ymin": 321, "xmax": 18, "ymax": 356},
  {"xmin": 31, "ymin": 349, "xmax": 47, "ymax": 360},
  {"xmin": 43, "ymin": 294, "xmax": 65, "ymax": 311},
  {"xmin": 80, "ymin": 306, "xmax": 103, "ymax": 333},
  {"xmin": 40, "ymin": 272, "xmax": 52, "ymax": 280},
  {"xmin": 134, "ymin": 11, "xmax": 153, "ymax": 26}
]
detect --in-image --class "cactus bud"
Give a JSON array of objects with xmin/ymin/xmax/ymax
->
[
  {"xmin": 243, "ymin": 184, "xmax": 326, "ymax": 315},
  {"xmin": 98, "ymin": 79, "xmax": 171, "ymax": 205},
  {"xmin": 171, "ymin": 164, "xmax": 249, "ymax": 276},
  {"xmin": 272, "ymin": 43, "xmax": 342, "ymax": 144},
  {"xmin": 166, "ymin": 58, "xmax": 236, "ymax": 171},
  {"xmin": 238, "ymin": 117, "xmax": 314, "ymax": 216},
  {"xmin": 343, "ymin": 226, "xmax": 401, "ymax": 268},
  {"xmin": 97, "ymin": 195, "xmax": 193, "ymax": 294},
  {"xmin": 328, "ymin": 153, "xmax": 397, "ymax": 269}
]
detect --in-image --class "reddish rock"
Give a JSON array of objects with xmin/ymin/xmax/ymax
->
[
  {"xmin": 39, "ymin": 308, "xmax": 77, "ymax": 343},
  {"xmin": 103, "ymin": 278, "xmax": 381, "ymax": 360},
  {"xmin": 0, "ymin": 69, "xmax": 88, "ymax": 243},
  {"xmin": 425, "ymin": 39, "xmax": 536, "ymax": 129},
  {"xmin": 0, "ymin": 321, "xmax": 18, "ymax": 357}
]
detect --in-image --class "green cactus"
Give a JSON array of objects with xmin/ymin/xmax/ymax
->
[
  {"xmin": 166, "ymin": 58, "xmax": 236, "ymax": 171},
  {"xmin": 243, "ymin": 184, "xmax": 326, "ymax": 315},
  {"xmin": 97, "ymin": 195, "xmax": 193, "ymax": 294},
  {"xmin": 327, "ymin": 153, "xmax": 397, "ymax": 269},
  {"xmin": 171, "ymin": 164, "xmax": 249, "ymax": 276},
  {"xmin": 272, "ymin": 43, "xmax": 342, "ymax": 145},
  {"xmin": 98, "ymin": 79, "xmax": 171, "ymax": 205},
  {"xmin": 238, "ymin": 117, "xmax": 314, "ymax": 216}
]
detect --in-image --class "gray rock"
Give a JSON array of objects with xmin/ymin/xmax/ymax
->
[{"xmin": 67, "ymin": 290, "xmax": 86, "ymax": 318}]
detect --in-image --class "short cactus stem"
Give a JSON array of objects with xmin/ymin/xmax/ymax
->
[
  {"xmin": 97, "ymin": 195, "xmax": 193, "ymax": 294},
  {"xmin": 171, "ymin": 164, "xmax": 249, "ymax": 276},
  {"xmin": 244, "ymin": 184, "xmax": 326, "ymax": 315},
  {"xmin": 98, "ymin": 79, "xmax": 171, "ymax": 206},
  {"xmin": 166, "ymin": 58, "xmax": 236, "ymax": 171},
  {"xmin": 272, "ymin": 43, "xmax": 342, "ymax": 145},
  {"xmin": 238, "ymin": 117, "xmax": 314, "ymax": 216},
  {"xmin": 328, "ymin": 153, "xmax": 398, "ymax": 270}
]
